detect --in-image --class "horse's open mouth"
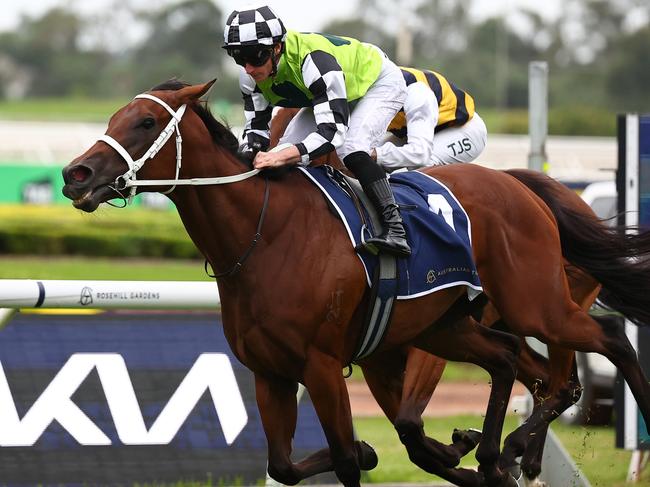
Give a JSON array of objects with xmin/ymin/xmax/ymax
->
[{"xmin": 65, "ymin": 183, "xmax": 121, "ymax": 212}]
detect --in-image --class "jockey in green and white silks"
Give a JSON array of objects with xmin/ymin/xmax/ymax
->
[
  {"xmin": 223, "ymin": 5, "xmax": 411, "ymax": 256},
  {"xmin": 244, "ymin": 30, "xmax": 385, "ymax": 164}
]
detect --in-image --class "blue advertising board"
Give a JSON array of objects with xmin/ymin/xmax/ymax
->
[{"xmin": 0, "ymin": 311, "xmax": 332, "ymax": 485}]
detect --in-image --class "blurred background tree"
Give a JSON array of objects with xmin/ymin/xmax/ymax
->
[
  {"xmin": 0, "ymin": 0, "xmax": 648, "ymax": 134},
  {"xmin": 129, "ymin": 0, "xmax": 226, "ymax": 92}
]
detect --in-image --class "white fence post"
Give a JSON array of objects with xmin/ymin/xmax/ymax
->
[{"xmin": 528, "ymin": 61, "xmax": 549, "ymax": 173}]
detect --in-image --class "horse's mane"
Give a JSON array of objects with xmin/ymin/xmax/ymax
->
[{"xmin": 151, "ymin": 79, "xmax": 240, "ymax": 158}]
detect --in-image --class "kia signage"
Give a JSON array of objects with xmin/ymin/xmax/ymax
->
[
  {"xmin": 0, "ymin": 311, "xmax": 331, "ymax": 485},
  {"xmin": 0, "ymin": 353, "xmax": 247, "ymax": 447}
]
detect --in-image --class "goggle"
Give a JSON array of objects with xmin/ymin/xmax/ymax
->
[{"xmin": 228, "ymin": 47, "xmax": 273, "ymax": 67}]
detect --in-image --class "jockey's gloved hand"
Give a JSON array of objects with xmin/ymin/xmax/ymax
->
[
  {"xmin": 238, "ymin": 149, "xmax": 256, "ymax": 166},
  {"xmin": 238, "ymin": 139, "xmax": 267, "ymax": 166}
]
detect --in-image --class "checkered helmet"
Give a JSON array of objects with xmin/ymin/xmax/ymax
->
[{"xmin": 223, "ymin": 6, "xmax": 287, "ymax": 48}]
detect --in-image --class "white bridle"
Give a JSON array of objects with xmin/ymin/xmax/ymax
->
[{"xmin": 97, "ymin": 92, "xmax": 259, "ymax": 204}]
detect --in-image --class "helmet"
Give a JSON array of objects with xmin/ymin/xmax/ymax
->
[{"xmin": 223, "ymin": 5, "xmax": 287, "ymax": 49}]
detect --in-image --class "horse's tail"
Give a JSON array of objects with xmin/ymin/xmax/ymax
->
[{"xmin": 506, "ymin": 168, "xmax": 650, "ymax": 327}]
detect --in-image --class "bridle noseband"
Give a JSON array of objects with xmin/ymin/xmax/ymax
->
[{"xmin": 97, "ymin": 92, "xmax": 259, "ymax": 204}]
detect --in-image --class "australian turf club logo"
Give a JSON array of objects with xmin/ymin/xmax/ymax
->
[{"xmin": 426, "ymin": 270, "xmax": 437, "ymax": 284}]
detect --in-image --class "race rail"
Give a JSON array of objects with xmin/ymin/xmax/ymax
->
[{"xmin": 0, "ymin": 279, "xmax": 219, "ymax": 309}]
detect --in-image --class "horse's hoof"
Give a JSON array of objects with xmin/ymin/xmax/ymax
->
[
  {"xmin": 452, "ymin": 427, "xmax": 482, "ymax": 453},
  {"xmin": 357, "ymin": 440, "xmax": 379, "ymax": 471}
]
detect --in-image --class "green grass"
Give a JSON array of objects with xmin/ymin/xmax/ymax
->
[
  {"xmin": 0, "ymin": 255, "xmax": 208, "ymax": 281},
  {"xmin": 0, "ymin": 97, "xmax": 130, "ymax": 122},
  {"xmin": 0, "ymin": 97, "xmax": 243, "ymax": 125},
  {"xmin": 354, "ymin": 415, "xmax": 637, "ymax": 486},
  {"xmin": 551, "ymin": 422, "xmax": 634, "ymax": 487}
]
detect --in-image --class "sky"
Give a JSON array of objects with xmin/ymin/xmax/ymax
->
[{"xmin": 0, "ymin": 0, "xmax": 562, "ymax": 33}]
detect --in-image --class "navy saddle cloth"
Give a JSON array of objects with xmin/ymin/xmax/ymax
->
[{"xmin": 298, "ymin": 166, "xmax": 483, "ymax": 299}]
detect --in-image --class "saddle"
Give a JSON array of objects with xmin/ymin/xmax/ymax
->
[{"xmin": 298, "ymin": 165, "xmax": 483, "ymax": 362}]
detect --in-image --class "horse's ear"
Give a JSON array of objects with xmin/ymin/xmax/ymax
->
[{"xmin": 174, "ymin": 79, "xmax": 217, "ymax": 104}]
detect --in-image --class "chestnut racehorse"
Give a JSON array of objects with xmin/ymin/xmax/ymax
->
[
  {"xmin": 360, "ymin": 170, "xmax": 650, "ymax": 485},
  {"xmin": 62, "ymin": 80, "xmax": 650, "ymax": 487},
  {"xmin": 270, "ymin": 107, "xmax": 650, "ymax": 483}
]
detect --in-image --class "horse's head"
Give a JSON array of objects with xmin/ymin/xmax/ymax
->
[{"xmin": 62, "ymin": 80, "xmax": 216, "ymax": 212}]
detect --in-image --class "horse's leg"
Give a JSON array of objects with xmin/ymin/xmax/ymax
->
[
  {"xmin": 302, "ymin": 349, "xmax": 366, "ymax": 487},
  {"xmin": 556, "ymin": 311, "xmax": 650, "ymax": 428},
  {"xmin": 255, "ymin": 371, "xmax": 377, "ymax": 485},
  {"xmin": 363, "ymin": 345, "xmax": 493, "ymax": 487},
  {"xmin": 379, "ymin": 297, "xmax": 487, "ymax": 460},
  {"xmin": 509, "ymin": 341, "xmax": 553, "ymax": 481},
  {"xmin": 499, "ymin": 266, "xmax": 602, "ymax": 480},
  {"xmin": 363, "ymin": 346, "xmax": 480, "ymax": 464},
  {"xmin": 486, "ymin": 316, "xmax": 575, "ymax": 483},
  {"xmin": 498, "ymin": 344, "xmax": 577, "ymax": 475},
  {"xmin": 396, "ymin": 298, "xmax": 489, "ymax": 465},
  {"xmin": 395, "ymin": 295, "xmax": 489, "ymax": 462},
  {"xmin": 519, "ymin": 348, "xmax": 581, "ymax": 482},
  {"xmin": 416, "ymin": 316, "xmax": 521, "ymax": 487},
  {"xmin": 498, "ymin": 294, "xmax": 650, "ymax": 472},
  {"xmin": 502, "ymin": 338, "xmax": 555, "ymax": 482},
  {"xmin": 397, "ymin": 348, "xmax": 483, "ymax": 459},
  {"xmin": 506, "ymin": 310, "xmax": 650, "ymax": 485},
  {"xmin": 254, "ymin": 374, "xmax": 304, "ymax": 485},
  {"xmin": 519, "ymin": 268, "xmax": 599, "ymax": 481},
  {"xmin": 362, "ymin": 294, "xmax": 487, "ymax": 471}
]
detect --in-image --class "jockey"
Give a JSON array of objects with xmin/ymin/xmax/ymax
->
[
  {"xmin": 371, "ymin": 67, "xmax": 487, "ymax": 171},
  {"xmin": 223, "ymin": 5, "xmax": 411, "ymax": 257}
]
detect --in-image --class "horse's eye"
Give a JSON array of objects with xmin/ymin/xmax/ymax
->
[{"xmin": 141, "ymin": 117, "xmax": 155, "ymax": 129}]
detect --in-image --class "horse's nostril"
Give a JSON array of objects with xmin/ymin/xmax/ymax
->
[{"xmin": 69, "ymin": 165, "xmax": 92, "ymax": 183}]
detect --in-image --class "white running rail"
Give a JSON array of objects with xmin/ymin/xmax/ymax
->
[{"xmin": 0, "ymin": 279, "xmax": 219, "ymax": 310}]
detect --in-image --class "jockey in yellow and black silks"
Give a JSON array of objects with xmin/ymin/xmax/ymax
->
[{"xmin": 372, "ymin": 67, "xmax": 487, "ymax": 171}]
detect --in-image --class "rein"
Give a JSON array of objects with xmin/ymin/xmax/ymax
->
[
  {"xmin": 207, "ymin": 178, "xmax": 270, "ymax": 279},
  {"xmin": 97, "ymin": 93, "xmax": 259, "ymax": 204}
]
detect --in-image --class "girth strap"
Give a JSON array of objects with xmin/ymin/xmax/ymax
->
[{"xmin": 353, "ymin": 252, "xmax": 398, "ymax": 361}]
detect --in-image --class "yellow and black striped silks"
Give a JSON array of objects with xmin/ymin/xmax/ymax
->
[{"xmin": 388, "ymin": 67, "xmax": 475, "ymax": 137}]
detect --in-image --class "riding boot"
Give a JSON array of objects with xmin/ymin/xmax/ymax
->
[{"xmin": 362, "ymin": 177, "xmax": 411, "ymax": 256}]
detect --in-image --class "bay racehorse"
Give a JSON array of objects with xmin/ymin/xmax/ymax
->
[
  {"xmin": 270, "ymin": 107, "xmax": 650, "ymax": 484},
  {"xmin": 61, "ymin": 80, "xmax": 650, "ymax": 487}
]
